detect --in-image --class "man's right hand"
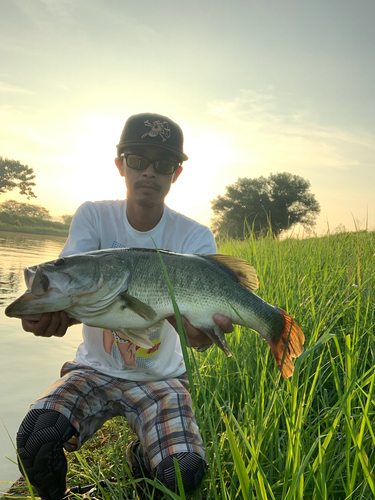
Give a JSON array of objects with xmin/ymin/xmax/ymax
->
[{"xmin": 21, "ymin": 312, "xmax": 81, "ymax": 338}]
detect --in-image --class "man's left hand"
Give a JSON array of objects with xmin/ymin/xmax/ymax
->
[{"xmin": 166, "ymin": 314, "xmax": 233, "ymax": 349}]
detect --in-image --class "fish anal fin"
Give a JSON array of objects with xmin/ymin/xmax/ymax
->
[
  {"xmin": 114, "ymin": 329, "xmax": 154, "ymax": 349},
  {"xmin": 204, "ymin": 254, "xmax": 259, "ymax": 291},
  {"xmin": 199, "ymin": 324, "xmax": 232, "ymax": 357},
  {"xmin": 115, "ymin": 320, "xmax": 165, "ymax": 348},
  {"xmin": 266, "ymin": 309, "xmax": 305, "ymax": 379},
  {"xmin": 120, "ymin": 292, "xmax": 157, "ymax": 321}
]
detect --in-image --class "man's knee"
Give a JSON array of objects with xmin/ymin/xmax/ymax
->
[
  {"xmin": 155, "ymin": 452, "xmax": 206, "ymax": 494},
  {"xmin": 16, "ymin": 408, "xmax": 75, "ymax": 482}
]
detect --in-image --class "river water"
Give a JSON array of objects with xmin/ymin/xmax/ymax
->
[{"xmin": 0, "ymin": 231, "xmax": 83, "ymax": 492}]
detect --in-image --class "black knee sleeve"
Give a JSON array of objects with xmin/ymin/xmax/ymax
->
[
  {"xmin": 17, "ymin": 409, "xmax": 76, "ymax": 500},
  {"xmin": 155, "ymin": 452, "xmax": 206, "ymax": 494}
]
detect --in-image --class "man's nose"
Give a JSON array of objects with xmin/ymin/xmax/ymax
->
[{"xmin": 142, "ymin": 162, "xmax": 156, "ymax": 176}]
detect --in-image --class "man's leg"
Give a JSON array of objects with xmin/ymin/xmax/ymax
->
[
  {"xmin": 17, "ymin": 409, "xmax": 76, "ymax": 500},
  {"xmin": 127, "ymin": 440, "xmax": 205, "ymax": 494},
  {"xmin": 16, "ymin": 362, "xmax": 127, "ymax": 500},
  {"xmin": 156, "ymin": 452, "xmax": 206, "ymax": 493},
  {"xmin": 124, "ymin": 377, "xmax": 207, "ymax": 495}
]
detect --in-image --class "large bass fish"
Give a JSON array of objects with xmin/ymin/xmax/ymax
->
[{"xmin": 5, "ymin": 248, "xmax": 305, "ymax": 378}]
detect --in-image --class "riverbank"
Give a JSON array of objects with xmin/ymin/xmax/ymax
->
[
  {"xmin": 1, "ymin": 476, "xmax": 28, "ymax": 499},
  {"xmin": 0, "ymin": 226, "xmax": 68, "ymax": 237},
  {"xmin": 0, "ymin": 211, "xmax": 70, "ymax": 237}
]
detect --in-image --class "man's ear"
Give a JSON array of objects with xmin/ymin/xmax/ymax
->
[
  {"xmin": 115, "ymin": 157, "xmax": 124, "ymax": 177},
  {"xmin": 172, "ymin": 166, "xmax": 183, "ymax": 183}
]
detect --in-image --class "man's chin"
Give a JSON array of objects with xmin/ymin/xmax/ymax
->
[{"xmin": 136, "ymin": 197, "xmax": 160, "ymax": 208}]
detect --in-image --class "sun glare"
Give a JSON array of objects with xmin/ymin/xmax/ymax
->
[
  {"xmin": 44, "ymin": 114, "xmax": 127, "ymax": 215},
  {"xmin": 166, "ymin": 129, "xmax": 240, "ymax": 227}
]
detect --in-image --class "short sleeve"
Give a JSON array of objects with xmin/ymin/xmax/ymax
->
[
  {"xmin": 60, "ymin": 202, "xmax": 101, "ymax": 257},
  {"xmin": 182, "ymin": 226, "xmax": 217, "ymax": 255}
]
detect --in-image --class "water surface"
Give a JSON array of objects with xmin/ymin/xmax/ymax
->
[{"xmin": 0, "ymin": 231, "xmax": 82, "ymax": 492}]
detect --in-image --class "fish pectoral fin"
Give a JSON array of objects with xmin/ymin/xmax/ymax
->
[
  {"xmin": 115, "ymin": 329, "xmax": 154, "ymax": 349},
  {"xmin": 199, "ymin": 324, "xmax": 232, "ymax": 357},
  {"xmin": 119, "ymin": 292, "xmax": 157, "ymax": 321},
  {"xmin": 203, "ymin": 254, "xmax": 259, "ymax": 291}
]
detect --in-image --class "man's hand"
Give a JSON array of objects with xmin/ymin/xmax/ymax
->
[
  {"xmin": 21, "ymin": 312, "xmax": 81, "ymax": 338},
  {"xmin": 166, "ymin": 314, "xmax": 233, "ymax": 349}
]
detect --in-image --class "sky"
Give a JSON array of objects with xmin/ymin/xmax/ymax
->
[{"xmin": 1, "ymin": 0, "xmax": 375, "ymax": 235}]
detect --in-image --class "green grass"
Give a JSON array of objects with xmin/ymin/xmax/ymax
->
[{"xmin": 9, "ymin": 230, "xmax": 375, "ymax": 499}]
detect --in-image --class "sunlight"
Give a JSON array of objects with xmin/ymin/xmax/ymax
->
[
  {"xmin": 36, "ymin": 114, "xmax": 128, "ymax": 216},
  {"xmin": 166, "ymin": 128, "xmax": 240, "ymax": 227}
]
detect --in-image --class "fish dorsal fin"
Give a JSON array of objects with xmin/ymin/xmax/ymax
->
[
  {"xmin": 203, "ymin": 254, "xmax": 259, "ymax": 291},
  {"xmin": 120, "ymin": 292, "xmax": 157, "ymax": 321}
]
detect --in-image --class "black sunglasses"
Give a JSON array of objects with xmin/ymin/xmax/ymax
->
[{"xmin": 122, "ymin": 154, "xmax": 181, "ymax": 175}]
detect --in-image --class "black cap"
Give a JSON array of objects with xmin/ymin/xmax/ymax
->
[{"xmin": 116, "ymin": 113, "xmax": 188, "ymax": 162}]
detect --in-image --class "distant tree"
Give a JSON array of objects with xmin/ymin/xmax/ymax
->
[
  {"xmin": 211, "ymin": 172, "xmax": 320, "ymax": 239},
  {"xmin": 60, "ymin": 214, "xmax": 73, "ymax": 225},
  {"xmin": 0, "ymin": 157, "xmax": 36, "ymax": 199},
  {"xmin": 0, "ymin": 200, "xmax": 51, "ymax": 220}
]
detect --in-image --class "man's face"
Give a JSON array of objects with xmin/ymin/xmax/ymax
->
[{"xmin": 115, "ymin": 144, "xmax": 183, "ymax": 208}]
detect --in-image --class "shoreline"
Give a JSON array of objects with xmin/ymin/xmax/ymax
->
[
  {"xmin": 0, "ymin": 227, "xmax": 68, "ymax": 237},
  {"xmin": 1, "ymin": 476, "xmax": 27, "ymax": 498}
]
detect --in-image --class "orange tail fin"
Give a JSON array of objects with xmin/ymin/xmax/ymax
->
[{"xmin": 266, "ymin": 309, "xmax": 305, "ymax": 378}]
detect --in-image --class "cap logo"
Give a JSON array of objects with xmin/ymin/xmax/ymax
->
[{"xmin": 141, "ymin": 120, "xmax": 171, "ymax": 143}]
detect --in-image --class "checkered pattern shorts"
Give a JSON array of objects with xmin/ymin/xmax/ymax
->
[{"xmin": 30, "ymin": 361, "xmax": 206, "ymax": 470}]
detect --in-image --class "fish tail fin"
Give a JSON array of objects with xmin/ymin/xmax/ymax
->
[{"xmin": 266, "ymin": 308, "xmax": 305, "ymax": 379}]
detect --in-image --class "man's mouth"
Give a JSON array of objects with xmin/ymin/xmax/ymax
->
[{"xmin": 135, "ymin": 182, "xmax": 161, "ymax": 191}]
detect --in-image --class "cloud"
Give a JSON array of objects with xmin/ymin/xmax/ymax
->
[
  {"xmin": 13, "ymin": 0, "xmax": 77, "ymax": 25},
  {"xmin": 207, "ymin": 90, "xmax": 375, "ymax": 175},
  {"xmin": 0, "ymin": 82, "xmax": 35, "ymax": 94}
]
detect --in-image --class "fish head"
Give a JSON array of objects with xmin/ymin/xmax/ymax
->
[{"xmin": 5, "ymin": 251, "xmax": 121, "ymax": 318}]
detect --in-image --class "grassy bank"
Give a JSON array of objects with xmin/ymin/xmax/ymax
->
[
  {"xmin": 6, "ymin": 230, "xmax": 375, "ymax": 499},
  {"xmin": 0, "ymin": 211, "xmax": 69, "ymax": 237}
]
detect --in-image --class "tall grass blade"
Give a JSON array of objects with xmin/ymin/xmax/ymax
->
[{"xmin": 223, "ymin": 414, "xmax": 250, "ymax": 499}]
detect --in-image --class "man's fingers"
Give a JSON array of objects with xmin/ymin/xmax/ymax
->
[
  {"xmin": 22, "ymin": 313, "xmax": 54, "ymax": 337},
  {"xmin": 166, "ymin": 315, "xmax": 213, "ymax": 348},
  {"xmin": 46, "ymin": 311, "xmax": 70, "ymax": 337},
  {"xmin": 167, "ymin": 314, "xmax": 233, "ymax": 345},
  {"xmin": 21, "ymin": 311, "xmax": 75, "ymax": 338},
  {"xmin": 67, "ymin": 318, "xmax": 82, "ymax": 327},
  {"xmin": 213, "ymin": 314, "xmax": 233, "ymax": 333}
]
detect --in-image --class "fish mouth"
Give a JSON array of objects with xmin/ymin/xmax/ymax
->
[{"xmin": 4, "ymin": 287, "xmax": 66, "ymax": 317}]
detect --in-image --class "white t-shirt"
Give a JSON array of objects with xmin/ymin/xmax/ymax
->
[{"xmin": 60, "ymin": 200, "xmax": 217, "ymax": 381}]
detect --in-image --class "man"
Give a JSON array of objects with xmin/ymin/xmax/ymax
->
[{"xmin": 17, "ymin": 113, "xmax": 232, "ymax": 499}]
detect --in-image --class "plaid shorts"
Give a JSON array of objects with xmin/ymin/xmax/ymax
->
[{"xmin": 30, "ymin": 361, "xmax": 206, "ymax": 470}]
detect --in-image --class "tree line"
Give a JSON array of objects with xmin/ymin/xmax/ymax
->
[
  {"xmin": 0, "ymin": 199, "xmax": 73, "ymax": 225},
  {"xmin": 0, "ymin": 157, "xmax": 73, "ymax": 225},
  {"xmin": 211, "ymin": 172, "xmax": 320, "ymax": 239},
  {"xmin": 1, "ymin": 156, "xmax": 320, "ymax": 238}
]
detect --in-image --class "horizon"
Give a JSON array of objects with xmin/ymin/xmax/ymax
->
[{"xmin": 0, "ymin": 193, "xmax": 370, "ymax": 239}]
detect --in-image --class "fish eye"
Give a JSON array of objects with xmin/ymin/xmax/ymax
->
[{"xmin": 54, "ymin": 258, "xmax": 66, "ymax": 267}]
